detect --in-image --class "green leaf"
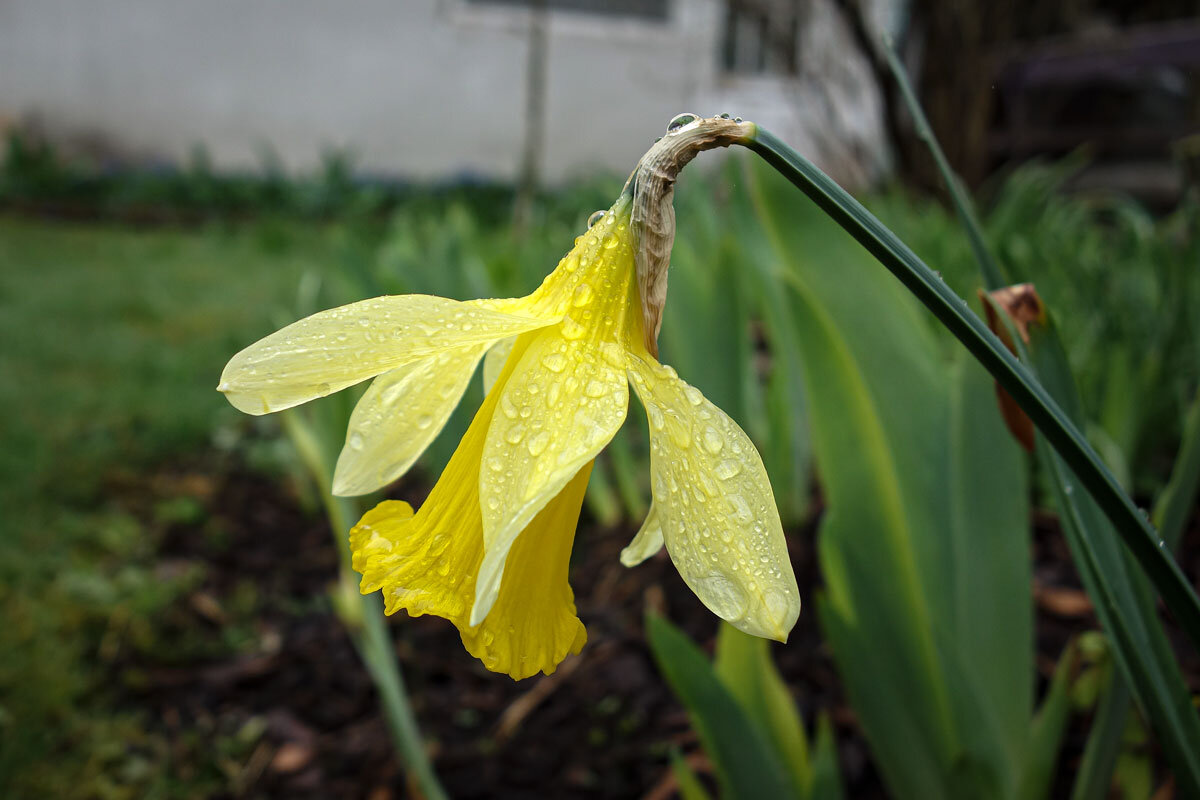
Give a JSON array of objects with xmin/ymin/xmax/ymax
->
[
  {"xmin": 1018, "ymin": 640, "xmax": 1076, "ymax": 800},
  {"xmin": 1153, "ymin": 387, "xmax": 1200, "ymax": 550},
  {"xmin": 1025, "ymin": 317, "xmax": 1200, "ymax": 795},
  {"xmin": 1070, "ymin": 668, "xmax": 1130, "ymax": 800},
  {"xmin": 714, "ymin": 622, "xmax": 811, "ymax": 796},
  {"xmin": 741, "ymin": 128, "xmax": 1200, "ymax": 654},
  {"xmin": 810, "ymin": 714, "xmax": 846, "ymax": 800},
  {"xmin": 670, "ymin": 750, "xmax": 715, "ymax": 800},
  {"xmin": 742, "ymin": 157, "xmax": 1030, "ymax": 799},
  {"xmin": 645, "ymin": 614, "xmax": 797, "ymax": 800}
]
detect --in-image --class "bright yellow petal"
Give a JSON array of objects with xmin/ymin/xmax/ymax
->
[
  {"xmin": 461, "ymin": 462, "xmax": 591, "ymax": 679},
  {"xmin": 474, "ymin": 330, "xmax": 630, "ymax": 624},
  {"xmin": 219, "ymin": 295, "xmax": 550, "ymax": 415},
  {"xmin": 332, "ymin": 342, "xmax": 489, "ymax": 497},
  {"xmin": 470, "ymin": 202, "xmax": 640, "ymax": 625},
  {"xmin": 627, "ymin": 352, "xmax": 800, "ymax": 641},
  {"xmin": 620, "ymin": 503, "xmax": 664, "ymax": 566},
  {"xmin": 349, "ymin": 335, "xmax": 589, "ymax": 679}
]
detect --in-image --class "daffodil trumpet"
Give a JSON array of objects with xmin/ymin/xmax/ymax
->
[{"xmin": 219, "ymin": 115, "xmax": 800, "ymax": 679}]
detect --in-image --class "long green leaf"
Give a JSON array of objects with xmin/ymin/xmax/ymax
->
[
  {"xmin": 714, "ymin": 622, "xmax": 811, "ymax": 796},
  {"xmin": 1073, "ymin": 389, "xmax": 1200, "ymax": 799},
  {"xmin": 741, "ymin": 127, "xmax": 1200, "ymax": 654},
  {"xmin": 1017, "ymin": 641, "xmax": 1076, "ymax": 800},
  {"xmin": 1026, "ymin": 320, "xmax": 1200, "ymax": 794},
  {"xmin": 645, "ymin": 614, "xmax": 797, "ymax": 800},
  {"xmin": 809, "ymin": 714, "xmax": 845, "ymax": 800},
  {"xmin": 741, "ymin": 159, "xmax": 1031, "ymax": 798}
]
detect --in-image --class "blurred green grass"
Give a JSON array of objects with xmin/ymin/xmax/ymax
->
[{"xmin": 0, "ymin": 217, "xmax": 349, "ymax": 796}]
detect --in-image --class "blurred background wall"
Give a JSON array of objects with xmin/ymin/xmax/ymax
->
[{"xmin": 0, "ymin": 0, "xmax": 896, "ymax": 187}]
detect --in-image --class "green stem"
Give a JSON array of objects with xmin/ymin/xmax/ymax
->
[
  {"xmin": 740, "ymin": 127, "xmax": 1200, "ymax": 653},
  {"xmin": 281, "ymin": 411, "xmax": 448, "ymax": 800}
]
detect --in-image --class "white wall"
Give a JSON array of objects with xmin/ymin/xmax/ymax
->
[{"xmin": 0, "ymin": 0, "xmax": 890, "ymax": 185}]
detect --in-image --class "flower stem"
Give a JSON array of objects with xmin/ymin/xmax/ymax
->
[{"xmin": 740, "ymin": 126, "xmax": 1200, "ymax": 654}]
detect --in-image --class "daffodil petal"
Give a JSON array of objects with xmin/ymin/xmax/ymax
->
[
  {"xmin": 482, "ymin": 336, "xmax": 517, "ymax": 396},
  {"xmin": 332, "ymin": 342, "xmax": 489, "ymax": 497},
  {"xmin": 620, "ymin": 503, "xmax": 664, "ymax": 566},
  {"xmin": 219, "ymin": 295, "xmax": 551, "ymax": 415},
  {"xmin": 627, "ymin": 353, "xmax": 800, "ymax": 641},
  {"xmin": 462, "ymin": 462, "xmax": 591, "ymax": 679},
  {"xmin": 473, "ymin": 327, "xmax": 630, "ymax": 626},
  {"xmin": 350, "ymin": 337, "xmax": 588, "ymax": 679}
]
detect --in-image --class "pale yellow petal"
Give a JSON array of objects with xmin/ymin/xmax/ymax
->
[
  {"xmin": 620, "ymin": 503, "xmax": 665, "ymax": 566},
  {"xmin": 219, "ymin": 295, "xmax": 550, "ymax": 415},
  {"xmin": 482, "ymin": 336, "xmax": 516, "ymax": 396},
  {"xmin": 473, "ymin": 326, "xmax": 629, "ymax": 625},
  {"xmin": 332, "ymin": 342, "xmax": 489, "ymax": 497},
  {"xmin": 627, "ymin": 353, "xmax": 800, "ymax": 641}
]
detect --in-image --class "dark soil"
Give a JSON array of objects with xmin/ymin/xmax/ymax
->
[{"xmin": 115, "ymin": 456, "xmax": 1200, "ymax": 800}]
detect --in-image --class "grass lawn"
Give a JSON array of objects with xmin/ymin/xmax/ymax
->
[{"xmin": 0, "ymin": 215, "xmax": 349, "ymax": 795}]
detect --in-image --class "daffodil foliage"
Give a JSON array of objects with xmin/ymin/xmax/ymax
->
[{"xmin": 220, "ymin": 194, "xmax": 799, "ymax": 679}]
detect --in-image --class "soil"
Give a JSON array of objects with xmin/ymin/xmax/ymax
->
[{"xmin": 115, "ymin": 456, "xmax": 1200, "ymax": 800}]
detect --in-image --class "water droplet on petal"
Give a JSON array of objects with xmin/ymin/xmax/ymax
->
[
  {"xmin": 505, "ymin": 425, "xmax": 526, "ymax": 444},
  {"xmin": 646, "ymin": 404, "xmax": 665, "ymax": 430},
  {"xmin": 348, "ymin": 432, "xmax": 365, "ymax": 451},
  {"xmin": 542, "ymin": 353, "xmax": 567, "ymax": 372},
  {"xmin": 572, "ymin": 283, "xmax": 594, "ymax": 307},
  {"xmin": 416, "ymin": 414, "xmax": 434, "ymax": 430},
  {"xmin": 702, "ymin": 427, "xmax": 724, "ymax": 454},
  {"xmin": 714, "ymin": 459, "xmax": 743, "ymax": 480},
  {"xmin": 587, "ymin": 210, "xmax": 606, "ymax": 228},
  {"xmin": 684, "ymin": 386, "xmax": 704, "ymax": 406},
  {"xmin": 527, "ymin": 430, "xmax": 551, "ymax": 456},
  {"xmin": 500, "ymin": 393, "xmax": 520, "ymax": 419},
  {"xmin": 560, "ymin": 315, "xmax": 588, "ymax": 340},
  {"xmin": 584, "ymin": 380, "xmax": 607, "ymax": 398},
  {"xmin": 667, "ymin": 112, "xmax": 699, "ymax": 132}
]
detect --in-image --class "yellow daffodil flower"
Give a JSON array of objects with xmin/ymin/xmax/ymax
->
[{"xmin": 219, "ymin": 118, "xmax": 799, "ymax": 680}]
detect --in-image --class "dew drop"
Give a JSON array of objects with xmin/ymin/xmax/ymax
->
[
  {"xmin": 702, "ymin": 427, "xmax": 724, "ymax": 454},
  {"xmin": 488, "ymin": 457, "xmax": 505, "ymax": 472},
  {"xmin": 348, "ymin": 432, "xmax": 365, "ymax": 451},
  {"xmin": 764, "ymin": 589, "xmax": 792, "ymax": 631},
  {"xmin": 572, "ymin": 283, "xmax": 594, "ymax": 307},
  {"xmin": 542, "ymin": 353, "xmax": 567, "ymax": 372},
  {"xmin": 667, "ymin": 112, "xmax": 699, "ymax": 132},
  {"xmin": 587, "ymin": 210, "xmax": 606, "ymax": 228},
  {"xmin": 646, "ymin": 404, "xmax": 665, "ymax": 431},
  {"xmin": 505, "ymin": 425, "xmax": 526, "ymax": 444},
  {"xmin": 714, "ymin": 459, "xmax": 743, "ymax": 480},
  {"xmin": 584, "ymin": 380, "xmax": 607, "ymax": 398},
  {"xmin": 560, "ymin": 315, "xmax": 588, "ymax": 340},
  {"xmin": 416, "ymin": 414, "xmax": 434, "ymax": 430},
  {"xmin": 317, "ymin": 382, "xmax": 332, "ymax": 396},
  {"xmin": 500, "ymin": 394, "xmax": 520, "ymax": 419},
  {"xmin": 487, "ymin": 496, "xmax": 500, "ymax": 511},
  {"xmin": 683, "ymin": 386, "xmax": 704, "ymax": 406},
  {"xmin": 527, "ymin": 430, "xmax": 551, "ymax": 456}
]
